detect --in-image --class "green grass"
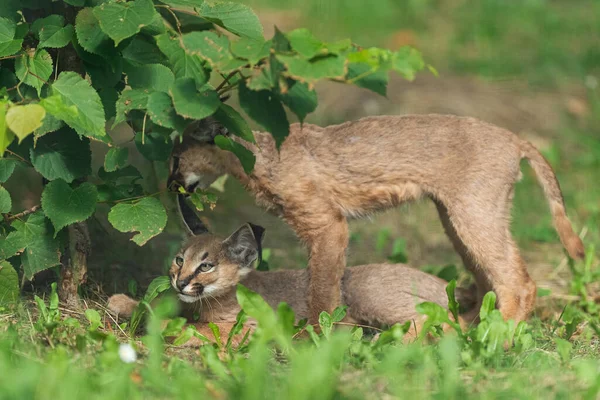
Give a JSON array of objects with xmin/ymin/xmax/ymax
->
[{"xmin": 2, "ymin": 0, "xmax": 600, "ymax": 398}]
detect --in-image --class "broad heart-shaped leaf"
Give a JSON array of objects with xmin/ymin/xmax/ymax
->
[
  {"xmin": 122, "ymin": 35, "xmax": 167, "ymax": 66},
  {"xmin": 93, "ymin": 0, "xmax": 158, "ymax": 46},
  {"xmin": 146, "ymin": 91, "xmax": 186, "ymax": 131},
  {"xmin": 276, "ymin": 53, "xmax": 347, "ymax": 84},
  {"xmin": 0, "ymin": 261, "xmax": 19, "ymax": 305},
  {"xmin": 0, "ymin": 16, "xmax": 22, "ymax": 58},
  {"xmin": 14, "ymin": 49, "xmax": 53, "ymax": 96},
  {"xmin": 41, "ymin": 180, "xmax": 98, "ymax": 235},
  {"xmin": 0, "ymin": 101, "xmax": 15, "ymax": 156},
  {"xmin": 31, "ymin": 15, "xmax": 64, "ymax": 38},
  {"xmin": 214, "ymin": 135, "xmax": 255, "ymax": 174},
  {"xmin": 46, "ymin": 72, "xmax": 107, "ymax": 140},
  {"xmin": 34, "ymin": 113, "xmax": 64, "ymax": 140},
  {"xmin": 108, "ymin": 197, "xmax": 167, "ymax": 246},
  {"xmin": 75, "ymin": 8, "xmax": 115, "ymax": 57},
  {"xmin": 198, "ymin": 2, "xmax": 263, "ymax": 40},
  {"xmin": 170, "ymin": 77, "xmax": 220, "ymax": 120},
  {"xmin": 0, "ymin": 185, "xmax": 11, "ymax": 213},
  {"xmin": 230, "ymin": 37, "xmax": 270, "ymax": 66},
  {"xmin": 0, "ymin": 212, "xmax": 61, "ymax": 279},
  {"xmin": 135, "ymin": 131, "xmax": 173, "ymax": 162},
  {"xmin": 113, "ymin": 89, "xmax": 150, "ymax": 127},
  {"xmin": 238, "ymin": 82, "xmax": 289, "ymax": 148},
  {"xmin": 280, "ymin": 81, "xmax": 317, "ymax": 123},
  {"xmin": 104, "ymin": 147, "xmax": 129, "ymax": 172},
  {"xmin": 0, "ymin": 159, "xmax": 18, "ymax": 182},
  {"xmin": 346, "ymin": 62, "xmax": 388, "ymax": 96},
  {"xmin": 125, "ymin": 63, "xmax": 174, "ymax": 92},
  {"xmin": 286, "ymin": 29, "xmax": 350, "ymax": 59},
  {"xmin": 39, "ymin": 23, "xmax": 74, "ymax": 49},
  {"xmin": 182, "ymin": 31, "xmax": 246, "ymax": 73},
  {"xmin": 6, "ymin": 104, "xmax": 46, "ymax": 143},
  {"xmin": 30, "ymin": 128, "xmax": 91, "ymax": 183},
  {"xmin": 155, "ymin": 33, "xmax": 208, "ymax": 86},
  {"xmin": 213, "ymin": 103, "xmax": 254, "ymax": 143}
]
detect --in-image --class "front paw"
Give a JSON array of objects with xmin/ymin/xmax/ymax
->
[{"xmin": 107, "ymin": 294, "xmax": 139, "ymax": 318}]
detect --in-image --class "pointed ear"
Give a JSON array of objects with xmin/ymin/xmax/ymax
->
[
  {"xmin": 223, "ymin": 223, "xmax": 266, "ymax": 268},
  {"xmin": 184, "ymin": 116, "xmax": 229, "ymax": 143},
  {"xmin": 177, "ymin": 194, "xmax": 209, "ymax": 236}
]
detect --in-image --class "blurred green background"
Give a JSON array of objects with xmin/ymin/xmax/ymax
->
[{"xmin": 36, "ymin": 0, "xmax": 597, "ymax": 303}]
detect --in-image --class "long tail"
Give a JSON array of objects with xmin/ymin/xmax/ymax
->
[{"xmin": 520, "ymin": 140, "xmax": 585, "ymax": 259}]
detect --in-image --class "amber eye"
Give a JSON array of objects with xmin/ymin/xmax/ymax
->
[
  {"xmin": 175, "ymin": 257, "xmax": 184, "ymax": 267},
  {"xmin": 198, "ymin": 263, "xmax": 214, "ymax": 273}
]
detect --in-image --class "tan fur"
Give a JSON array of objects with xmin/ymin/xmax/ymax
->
[
  {"xmin": 170, "ymin": 114, "xmax": 585, "ymax": 325},
  {"xmin": 107, "ymin": 228, "xmax": 473, "ymax": 344}
]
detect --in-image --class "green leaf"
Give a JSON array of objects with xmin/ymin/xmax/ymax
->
[
  {"xmin": 0, "ymin": 185, "xmax": 11, "ymax": 213},
  {"xmin": 0, "ymin": 101, "xmax": 15, "ymax": 156},
  {"xmin": 41, "ymin": 180, "xmax": 98, "ymax": 235},
  {"xmin": 213, "ymin": 103, "xmax": 254, "ymax": 143},
  {"xmin": 39, "ymin": 24, "xmax": 74, "ymax": 49},
  {"xmin": 46, "ymin": 72, "xmax": 107, "ymax": 139},
  {"xmin": 85, "ymin": 58, "xmax": 123, "ymax": 88},
  {"xmin": 214, "ymin": 135, "xmax": 255, "ymax": 174},
  {"xmin": 113, "ymin": 89, "xmax": 149, "ymax": 127},
  {"xmin": 125, "ymin": 63, "xmax": 174, "ymax": 92},
  {"xmin": 6, "ymin": 104, "xmax": 46, "ymax": 143},
  {"xmin": 276, "ymin": 54, "xmax": 346, "ymax": 84},
  {"xmin": 146, "ymin": 91, "xmax": 186, "ymax": 131},
  {"xmin": 198, "ymin": 2, "xmax": 263, "ymax": 40},
  {"xmin": 0, "ymin": 212, "xmax": 61, "ymax": 278},
  {"xmin": 104, "ymin": 147, "xmax": 129, "ymax": 172},
  {"xmin": 0, "ymin": 261, "xmax": 19, "ymax": 305},
  {"xmin": 0, "ymin": 159, "xmax": 18, "ymax": 182},
  {"xmin": 346, "ymin": 62, "xmax": 388, "ymax": 96},
  {"xmin": 30, "ymin": 129, "xmax": 91, "ymax": 183},
  {"xmin": 15, "ymin": 49, "xmax": 53, "ymax": 95},
  {"xmin": 108, "ymin": 197, "xmax": 167, "ymax": 246},
  {"xmin": 479, "ymin": 291, "xmax": 497, "ymax": 321},
  {"xmin": 93, "ymin": 0, "xmax": 158, "ymax": 46},
  {"xmin": 238, "ymin": 81, "xmax": 289, "ymax": 148},
  {"xmin": 279, "ymin": 81, "xmax": 317, "ymax": 123},
  {"xmin": 392, "ymin": 47, "xmax": 425, "ymax": 81},
  {"xmin": 85, "ymin": 309, "xmax": 103, "ymax": 330},
  {"xmin": 32, "ymin": 15, "xmax": 64, "ymax": 38},
  {"xmin": 122, "ymin": 35, "xmax": 167, "ymax": 66},
  {"xmin": 331, "ymin": 306, "xmax": 347, "ymax": 323},
  {"xmin": 182, "ymin": 31, "xmax": 245, "ymax": 73},
  {"xmin": 230, "ymin": 37, "xmax": 270, "ymax": 66},
  {"xmin": 98, "ymin": 165, "xmax": 142, "ymax": 183},
  {"xmin": 97, "ymin": 183, "xmax": 143, "ymax": 202},
  {"xmin": 0, "ymin": 17, "xmax": 22, "ymax": 58},
  {"xmin": 34, "ymin": 113, "xmax": 64, "ymax": 139},
  {"xmin": 142, "ymin": 275, "xmax": 171, "ymax": 302},
  {"xmin": 65, "ymin": 0, "xmax": 85, "ymax": 6},
  {"xmin": 135, "ymin": 131, "xmax": 173, "ymax": 162},
  {"xmin": 445, "ymin": 280, "xmax": 460, "ymax": 324},
  {"xmin": 75, "ymin": 8, "xmax": 115, "ymax": 57},
  {"xmin": 169, "ymin": 77, "xmax": 220, "ymax": 120},
  {"xmin": 285, "ymin": 29, "xmax": 350, "ymax": 59},
  {"xmin": 319, "ymin": 311, "xmax": 333, "ymax": 338},
  {"xmin": 156, "ymin": 33, "xmax": 208, "ymax": 86}
]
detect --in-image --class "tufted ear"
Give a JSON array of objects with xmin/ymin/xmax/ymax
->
[
  {"xmin": 223, "ymin": 223, "xmax": 266, "ymax": 268},
  {"xmin": 177, "ymin": 194, "xmax": 209, "ymax": 236},
  {"xmin": 184, "ymin": 116, "xmax": 229, "ymax": 143}
]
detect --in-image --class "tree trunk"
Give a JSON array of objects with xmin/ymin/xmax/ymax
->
[{"xmin": 59, "ymin": 222, "xmax": 91, "ymax": 308}]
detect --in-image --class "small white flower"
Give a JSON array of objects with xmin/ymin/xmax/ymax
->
[{"xmin": 118, "ymin": 343, "xmax": 137, "ymax": 364}]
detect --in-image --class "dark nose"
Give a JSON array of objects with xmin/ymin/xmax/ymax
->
[{"xmin": 176, "ymin": 277, "xmax": 190, "ymax": 292}]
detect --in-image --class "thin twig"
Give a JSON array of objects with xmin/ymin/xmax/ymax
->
[
  {"xmin": 216, "ymin": 70, "xmax": 241, "ymax": 92},
  {"xmin": 4, "ymin": 205, "xmax": 40, "ymax": 222},
  {"xmin": 26, "ymin": 70, "xmax": 50, "ymax": 86}
]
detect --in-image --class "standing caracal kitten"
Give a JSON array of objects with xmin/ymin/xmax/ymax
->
[{"xmin": 168, "ymin": 114, "xmax": 585, "ymax": 326}]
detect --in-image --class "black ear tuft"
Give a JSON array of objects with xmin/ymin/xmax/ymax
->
[
  {"xmin": 247, "ymin": 223, "xmax": 265, "ymax": 265},
  {"xmin": 223, "ymin": 223, "xmax": 265, "ymax": 268},
  {"xmin": 184, "ymin": 117, "xmax": 229, "ymax": 143},
  {"xmin": 177, "ymin": 194, "xmax": 209, "ymax": 236}
]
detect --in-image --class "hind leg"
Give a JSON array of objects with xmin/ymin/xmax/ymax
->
[{"xmin": 435, "ymin": 196, "xmax": 536, "ymax": 324}]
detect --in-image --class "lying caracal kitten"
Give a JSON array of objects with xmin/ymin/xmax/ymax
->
[
  {"xmin": 107, "ymin": 196, "xmax": 471, "ymax": 343},
  {"xmin": 168, "ymin": 114, "xmax": 585, "ymax": 326}
]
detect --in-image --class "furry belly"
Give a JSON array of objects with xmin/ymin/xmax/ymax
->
[{"xmin": 335, "ymin": 182, "xmax": 423, "ymax": 218}]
